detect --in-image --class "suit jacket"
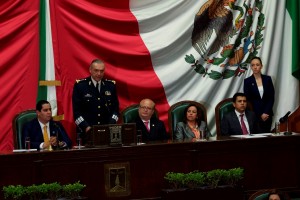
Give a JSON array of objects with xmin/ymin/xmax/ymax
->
[
  {"xmin": 221, "ymin": 110, "xmax": 261, "ymax": 136},
  {"xmin": 22, "ymin": 118, "xmax": 72, "ymax": 150},
  {"xmin": 244, "ymin": 74, "xmax": 275, "ymax": 117},
  {"xmin": 72, "ymin": 77, "xmax": 119, "ymax": 132},
  {"xmin": 174, "ymin": 121, "xmax": 210, "ymax": 140},
  {"xmin": 135, "ymin": 116, "xmax": 169, "ymax": 142}
]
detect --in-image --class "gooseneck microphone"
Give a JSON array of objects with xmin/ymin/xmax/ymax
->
[
  {"xmin": 54, "ymin": 122, "xmax": 68, "ymax": 149},
  {"xmin": 279, "ymin": 111, "xmax": 291, "ymax": 123}
]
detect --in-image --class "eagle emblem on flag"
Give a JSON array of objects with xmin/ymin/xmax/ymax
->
[{"xmin": 185, "ymin": 0, "xmax": 265, "ymax": 80}]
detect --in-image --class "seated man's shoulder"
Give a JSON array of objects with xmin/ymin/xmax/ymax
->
[
  {"xmin": 134, "ymin": 115, "xmax": 142, "ymax": 121},
  {"xmin": 151, "ymin": 116, "xmax": 163, "ymax": 123},
  {"xmin": 28, "ymin": 117, "xmax": 38, "ymax": 124},
  {"xmin": 23, "ymin": 118, "xmax": 38, "ymax": 129},
  {"xmin": 157, "ymin": 118, "xmax": 166, "ymax": 126},
  {"xmin": 51, "ymin": 120, "xmax": 63, "ymax": 126},
  {"xmin": 224, "ymin": 111, "xmax": 235, "ymax": 118},
  {"xmin": 245, "ymin": 110, "xmax": 255, "ymax": 115}
]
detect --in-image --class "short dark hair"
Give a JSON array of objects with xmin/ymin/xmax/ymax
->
[
  {"xmin": 267, "ymin": 189, "xmax": 288, "ymax": 200},
  {"xmin": 90, "ymin": 58, "xmax": 104, "ymax": 68},
  {"xmin": 232, "ymin": 92, "xmax": 247, "ymax": 103},
  {"xmin": 250, "ymin": 56, "xmax": 262, "ymax": 65},
  {"xmin": 183, "ymin": 103, "xmax": 202, "ymax": 126},
  {"xmin": 36, "ymin": 100, "xmax": 50, "ymax": 111}
]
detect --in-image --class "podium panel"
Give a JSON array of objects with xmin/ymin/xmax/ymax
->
[{"xmin": 91, "ymin": 123, "xmax": 136, "ymax": 146}]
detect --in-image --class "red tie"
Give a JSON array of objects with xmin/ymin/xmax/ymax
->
[
  {"xmin": 240, "ymin": 114, "xmax": 248, "ymax": 135},
  {"xmin": 144, "ymin": 121, "xmax": 150, "ymax": 132}
]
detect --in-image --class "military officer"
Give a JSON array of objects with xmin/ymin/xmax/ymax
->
[{"xmin": 72, "ymin": 59, "xmax": 119, "ymax": 142}]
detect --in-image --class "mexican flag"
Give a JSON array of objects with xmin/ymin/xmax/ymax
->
[{"xmin": 0, "ymin": 0, "xmax": 299, "ymax": 150}]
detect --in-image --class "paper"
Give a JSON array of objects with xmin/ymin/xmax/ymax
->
[
  {"xmin": 230, "ymin": 134, "xmax": 267, "ymax": 138},
  {"xmin": 13, "ymin": 149, "xmax": 37, "ymax": 152},
  {"xmin": 73, "ymin": 146, "xmax": 85, "ymax": 149}
]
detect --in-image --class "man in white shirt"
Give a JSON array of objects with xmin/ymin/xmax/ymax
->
[
  {"xmin": 221, "ymin": 93, "xmax": 261, "ymax": 136},
  {"xmin": 22, "ymin": 100, "xmax": 72, "ymax": 150},
  {"xmin": 134, "ymin": 98, "xmax": 169, "ymax": 142}
]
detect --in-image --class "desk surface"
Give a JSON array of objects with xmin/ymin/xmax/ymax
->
[{"xmin": 1, "ymin": 133, "xmax": 300, "ymax": 200}]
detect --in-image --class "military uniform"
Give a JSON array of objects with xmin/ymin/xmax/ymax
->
[{"xmin": 72, "ymin": 76, "xmax": 119, "ymax": 133}]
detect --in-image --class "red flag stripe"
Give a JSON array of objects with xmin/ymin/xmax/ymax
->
[{"xmin": 49, "ymin": 0, "xmax": 170, "ymax": 139}]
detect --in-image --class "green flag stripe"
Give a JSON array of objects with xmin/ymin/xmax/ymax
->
[
  {"xmin": 37, "ymin": 0, "xmax": 48, "ymax": 101},
  {"xmin": 286, "ymin": 0, "xmax": 300, "ymax": 80}
]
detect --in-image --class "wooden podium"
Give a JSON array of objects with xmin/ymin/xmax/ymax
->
[{"xmin": 90, "ymin": 123, "xmax": 136, "ymax": 146}]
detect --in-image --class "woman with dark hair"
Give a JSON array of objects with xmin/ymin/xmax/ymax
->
[
  {"xmin": 244, "ymin": 56, "xmax": 275, "ymax": 133},
  {"xmin": 267, "ymin": 189, "xmax": 289, "ymax": 200},
  {"xmin": 174, "ymin": 103, "xmax": 210, "ymax": 140}
]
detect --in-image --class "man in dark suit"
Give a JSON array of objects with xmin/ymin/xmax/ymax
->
[
  {"xmin": 22, "ymin": 100, "xmax": 72, "ymax": 150},
  {"xmin": 135, "ymin": 99, "xmax": 169, "ymax": 142},
  {"xmin": 221, "ymin": 93, "xmax": 261, "ymax": 136},
  {"xmin": 72, "ymin": 59, "xmax": 119, "ymax": 143}
]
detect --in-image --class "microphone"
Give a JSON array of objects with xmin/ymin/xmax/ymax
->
[
  {"xmin": 53, "ymin": 122, "xmax": 60, "ymax": 135},
  {"xmin": 52, "ymin": 123, "xmax": 59, "ymax": 148},
  {"xmin": 54, "ymin": 122, "xmax": 67, "ymax": 149},
  {"xmin": 279, "ymin": 111, "xmax": 291, "ymax": 123}
]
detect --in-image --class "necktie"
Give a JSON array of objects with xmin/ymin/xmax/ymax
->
[
  {"xmin": 240, "ymin": 114, "xmax": 248, "ymax": 135},
  {"xmin": 96, "ymin": 82, "xmax": 99, "ymax": 92},
  {"xmin": 144, "ymin": 121, "xmax": 150, "ymax": 132},
  {"xmin": 43, "ymin": 125, "xmax": 51, "ymax": 150}
]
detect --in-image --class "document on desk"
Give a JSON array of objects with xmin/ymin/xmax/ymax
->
[
  {"xmin": 13, "ymin": 149, "xmax": 38, "ymax": 153},
  {"xmin": 230, "ymin": 134, "xmax": 268, "ymax": 139}
]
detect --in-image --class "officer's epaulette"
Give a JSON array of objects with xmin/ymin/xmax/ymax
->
[
  {"xmin": 75, "ymin": 78, "xmax": 86, "ymax": 83},
  {"xmin": 105, "ymin": 79, "xmax": 116, "ymax": 84}
]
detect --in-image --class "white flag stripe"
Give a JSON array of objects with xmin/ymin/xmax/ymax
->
[
  {"xmin": 131, "ymin": 0, "xmax": 299, "ymax": 133},
  {"xmin": 45, "ymin": 0, "xmax": 57, "ymax": 116}
]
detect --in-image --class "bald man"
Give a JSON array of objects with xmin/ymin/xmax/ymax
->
[{"xmin": 135, "ymin": 99, "xmax": 169, "ymax": 142}]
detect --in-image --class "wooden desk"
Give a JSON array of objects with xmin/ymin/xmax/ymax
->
[{"xmin": 1, "ymin": 133, "xmax": 300, "ymax": 200}]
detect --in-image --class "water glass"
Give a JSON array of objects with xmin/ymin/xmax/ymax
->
[
  {"xmin": 136, "ymin": 130, "xmax": 143, "ymax": 145},
  {"xmin": 275, "ymin": 122, "xmax": 280, "ymax": 134},
  {"xmin": 77, "ymin": 137, "xmax": 82, "ymax": 149},
  {"xmin": 200, "ymin": 130, "xmax": 206, "ymax": 141},
  {"xmin": 137, "ymin": 135, "xmax": 143, "ymax": 145},
  {"xmin": 25, "ymin": 137, "xmax": 30, "ymax": 150}
]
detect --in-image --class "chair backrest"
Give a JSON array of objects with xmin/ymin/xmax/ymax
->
[
  {"xmin": 248, "ymin": 189, "xmax": 272, "ymax": 200},
  {"xmin": 12, "ymin": 109, "xmax": 36, "ymax": 149},
  {"xmin": 168, "ymin": 100, "xmax": 207, "ymax": 139},
  {"xmin": 121, "ymin": 104, "xmax": 158, "ymax": 123},
  {"xmin": 215, "ymin": 98, "xmax": 253, "ymax": 137},
  {"xmin": 215, "ymin": 98, "xmax": 234, "ymax": 137}
]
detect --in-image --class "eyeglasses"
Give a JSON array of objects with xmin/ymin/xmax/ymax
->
[{"xmin": 139, "ymin": 106, "xmax": 153, "ymax": 111}]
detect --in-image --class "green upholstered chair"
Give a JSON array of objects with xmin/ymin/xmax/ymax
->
[
  {"xmin": 121, "ymin": 104, "xmax": 158, "ymax": 123},
  {"xmin": 215, "ymin": 98, "xmax": 253, "ymax": 137},
  {"xmin": 121, "ymin": 104, "xmax": 140, "ymax": 123},
  {"xmin": 248, "ymin": 189, "xmax": 270, "ymax": 200},
  {"xmin": 215, "ymin": 98, "xmax": 234, "ymax": 137},
  {"xmin": 168, "ymin": 100, "xmax": 207, "ymax": 139},
  {"xmin": 12, "ymin": 109, "xmax": 36, "ymax": 149}
]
